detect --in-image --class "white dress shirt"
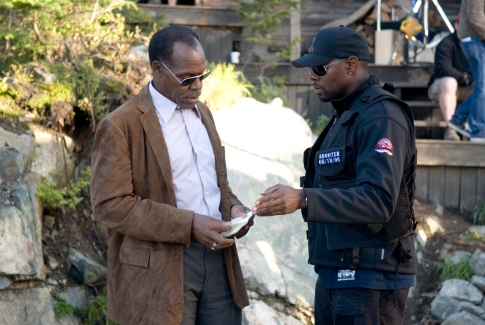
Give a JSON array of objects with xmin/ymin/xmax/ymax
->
[{"xmin": 149, "ymin": 82, "xmax": 222, "ymax": 220}]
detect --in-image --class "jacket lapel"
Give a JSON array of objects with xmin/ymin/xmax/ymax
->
[{"xmin": 137, "ymin": 85, "xmax": 177, "ymax": 207}]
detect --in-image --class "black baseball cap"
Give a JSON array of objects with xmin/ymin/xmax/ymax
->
[{"xmin": 292, "ymin": 25, "xmax": 370, "ymax": 68}]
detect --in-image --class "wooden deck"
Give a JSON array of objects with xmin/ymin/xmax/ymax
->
[{"xmin": 416, "ymin": 141, "xmax": 485, "ymax": 212}]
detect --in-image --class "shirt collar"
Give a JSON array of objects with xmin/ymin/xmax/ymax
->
[
  {"xmin": 330, "ymin": 75, "xmax": 380, "ymax": 114},
  {"xmin": 148, "ymin": 81, "xmax": 201, "ymax": 124}
]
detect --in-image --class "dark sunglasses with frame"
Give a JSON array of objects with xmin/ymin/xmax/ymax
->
[
  {"xmin": 160, "ymin": 61, "xmax": 211, "ymax": 87},
  {"xmin": 308, "ymin": 57, "xmax": 351, "ymax": 77}
]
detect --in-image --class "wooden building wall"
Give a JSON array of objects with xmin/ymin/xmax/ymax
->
[{"xmin": 415, "ymin": 141, "xmax": 485, "ymax": 212}]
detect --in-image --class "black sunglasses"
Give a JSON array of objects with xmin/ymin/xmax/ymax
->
[
  {"xmin": 308, "ymin": 57, "xmax": 349, "ymax": 77},
  {"xmin": 160, "ymin": 61, "xmax": 211, "ymax": 87}
]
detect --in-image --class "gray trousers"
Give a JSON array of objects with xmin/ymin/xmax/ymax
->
[{"xmin": 181, "ymin": 239, "xmax": 242, "ymax": 325}]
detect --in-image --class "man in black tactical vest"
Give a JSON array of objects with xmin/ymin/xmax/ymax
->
[{"xmin": 252, "ymin": 25, "xmax": 417, "ymax": 325}]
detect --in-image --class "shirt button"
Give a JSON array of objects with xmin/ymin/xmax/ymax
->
[
  {"xmin": 173, "ymin": 254, "xmax": 180, "ymax": 260},
  {"xmin": 205, "ymin": 191, "xmax": 209, "ymax": 196},
  {"xmin": 200, "ymin": 167, "xmax": 204, "ymax": 171}
]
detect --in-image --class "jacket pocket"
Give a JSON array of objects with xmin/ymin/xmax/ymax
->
[{"xmin": 119, "ymin": 246, "xmax": 150, "ymax": 267}]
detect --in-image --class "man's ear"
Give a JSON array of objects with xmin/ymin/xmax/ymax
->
[
  {"xmin": 346, "ymin": 56, "xmax": 359, "ymax": 74},
  {"xmin": 152, "ymin": 61, "xmax": 163, "ymax": 76}
]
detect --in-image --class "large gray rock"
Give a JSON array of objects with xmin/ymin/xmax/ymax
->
[
  {"xmin": 30, "ymin": 126, "xmax": 75, "ymax": 187},
  {"xmin": 9, "ymin": 180, "xmax": 46, "ymax": 281},
  {"xmin": 459, "ymin": 301, "xmax": 485, "ymax": 317},
  {"xmin": 0, "ymin": 126, "xmax": 35, "ymax": 172},
  {"xmin": 472, "ymin": 275, "xmax": 485, "ymax": 292},
  {"xmin": 0, "ymin": 277, "xmax": 12, "ymax": 290},
  {"xmin": 213, "ymin": 100, "xmax": 317, "ymax": 306},
  {"xmin": 0, "ymin": 286, "xmax": 80, "ymax": 325},
  {"xmin": 430, "ymin": 295, "xmax": 461, "ymax": 320},
  {"xmin": 66, "ymin": 248, "xmax": 107, "ymax": 284},
  {"xmin": 58, "ymin": 286, "xmax": 87, "ymax": 309},
  {"xmin": 468, "ymin": 226, "xmax": 485, "ymax": 237},
  {"xmin": 470, "ymin": 249, "xmax": 485, "ymax": 277},
  {"xmin": 447, "ymin": 250, "xmax": 472, "ymax": 265},
  {"xmin": 243, "ymin": 299, "xmax": 303, "ymax": 325},
  {"xmin": 237, "ymin": 242, "xmax": 286, "ymax": 296},
  {"xmin": 0, "ymin": 148, "xmax": 24, "ymax": 182},
  {"xmin": 439, "ymin": 279, "xmax": 484, "ymax": 305},
  {"xmin": 441, "ymin": 311, "xmax": 485, "ymax": 325},
  {"xmin": 0, "ymin": 206, "xmax": 37, "ymax": 278},
  {"xmin": 424, "ymin": 215, "xmax": 445, "ymax": 235}
]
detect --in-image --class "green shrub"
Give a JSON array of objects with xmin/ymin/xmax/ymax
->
[
  {"xmin": 0, "ymin": 0, "xmax": 151, "ymax": 129},
  {"xmin": 473, "ymin": 199, "xmax": 485, "ymax": 225},
  {"xmin": 200, "ymin": 62, "xmax": 253, "ymax": 110},
  {"xmin": 249, "ymin": 75, "xmax": 287, "ymax": 105},
  {"xmin": 52, "ymin": 292, "xmax": 75, "ymax": 318},
  {"xmin": 434, "ymin": 258, "xmax": 473, "ymax": 285},
  {"xmin": 312, "ymin": 114, "xmax": 330, "ymax": 135},
  {"xmin": 37, "ymin": 166, "xmax": 91, "ymax": 211},
  {"xmin": 52, "ymin": 290, "xmax": 118, "ymax": 325},
  {"xmin": 467, "ymin": 231, "xmax": 485, "ymax": 243}
]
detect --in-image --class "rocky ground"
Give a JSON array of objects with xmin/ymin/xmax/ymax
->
[
  {"xmin": 405, "ymin": 200, "xmax": 475, "ymax": 324},
  {"xmin": 0, "ymin": 107, "xmax": 485, "ymax": 325}
]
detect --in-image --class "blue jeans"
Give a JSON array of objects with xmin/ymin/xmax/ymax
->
[{"xmin": 452, "ymin": 37, "xmax": 485, "ymax": 137}]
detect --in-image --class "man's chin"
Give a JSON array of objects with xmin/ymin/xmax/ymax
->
[{"xmin": 179, "ymin": 97, "xmax": 199, "ymax": 109}]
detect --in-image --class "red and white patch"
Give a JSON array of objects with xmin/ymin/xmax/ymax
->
[{"xmin": 375, "ymin": 138, "xmax": 393, "ymax": 156}]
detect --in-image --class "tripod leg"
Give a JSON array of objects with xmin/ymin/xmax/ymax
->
[{"xmin": 431, "ymin": 0, "xmax": 455, "ymax": 33}]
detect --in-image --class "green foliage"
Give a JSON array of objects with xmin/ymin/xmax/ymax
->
[
  {"xmin": 231, "ymin": 0, "xmax": 300, "ymax": 46},
  {"xmin": 249, "ymin": 75, "xmax": 287, "ymax": 105},
  {"xmin": 200, "ymin": 62, "xmax": 253, "ymax": 110},
  {"xmin": 473, "ymin": 199, "xmax": 485, "ymax": 225},
  {"xmin": 74, "ymin": 60, "xmax": 107, "ymax": 123},
  {"xmin": 311, "ymin": 114, "xmax": 330, "ymax": 135},
  {"xmin": 0, "ymin": 0, "xmax": 152, "ymax": 129},
  {"xmin": 434, "ymin": 258, "xmax": 473, "ymax": 285},
  {"xmin": 37, "ymin": 166, "xmax": 91, "ymax": 211},
  {"xmin": 52, "ymin": 292, "xmax": 75, "ymax": 318},
  {"xmin": 467, "ymin": 231, "xmax": 485, "ymax": 243},
  {"xmin": 52, "ymin": 290, "xmax": 118, "ymax": 325},
  {"xmin": 231, "ymin": 0, "xmax": 301, "ymax": 68}
]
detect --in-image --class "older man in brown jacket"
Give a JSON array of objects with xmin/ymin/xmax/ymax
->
[{"xmin": 90, "ymin": 26, "xmax": 250, "ymax": 325}]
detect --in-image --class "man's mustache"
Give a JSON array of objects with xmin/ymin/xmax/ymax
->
[{"xmin": 184, "ymin": 91, "xmax": 201, "ymax": 98}]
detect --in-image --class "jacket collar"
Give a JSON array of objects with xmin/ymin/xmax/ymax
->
[{"xmin": 330, "ymin": 75, "xmax": 380, "ymax": 115}]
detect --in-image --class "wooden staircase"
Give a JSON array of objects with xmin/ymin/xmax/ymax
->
[{"xmin": 392, "ymin": 82, "xmax": 446, "ymax": 140}]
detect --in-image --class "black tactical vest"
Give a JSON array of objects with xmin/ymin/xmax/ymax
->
[{"xmin": 301, "ymin": 84, "xmax": 417, "ymax": 274}]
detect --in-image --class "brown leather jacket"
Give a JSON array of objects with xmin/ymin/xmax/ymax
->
[{"xmin": 90, "ymin": 84, "xmax": 249, "ymax": 325}]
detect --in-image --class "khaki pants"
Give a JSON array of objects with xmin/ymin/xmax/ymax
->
[{"xmin": 428, "ymin": 77, "xmax": 473, "ymax": 103}]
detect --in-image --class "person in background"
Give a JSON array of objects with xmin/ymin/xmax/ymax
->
[
  {"xmin": 90, "ymin": 25, "xmax": 251, "ymax": 325},
  {"xmin": 253, "ymin": 26, "xmax": 417, "ymax": 325},
  {"xmin": 428, "ymin": 12, "xmax": 473, "ymax": 141},
  {"xmin": 447, "ymin": 0, "xmax": 485, "ymax": 142}
]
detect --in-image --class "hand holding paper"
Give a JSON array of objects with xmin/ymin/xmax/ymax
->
[{"xmin": 220, "ymin": 211, "xmax": 255, "ymax": 237}]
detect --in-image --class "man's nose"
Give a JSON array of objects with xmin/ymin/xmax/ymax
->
[{"xmin": 309, "ymin": 74, "xmax": 320, "ymax": 81}]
